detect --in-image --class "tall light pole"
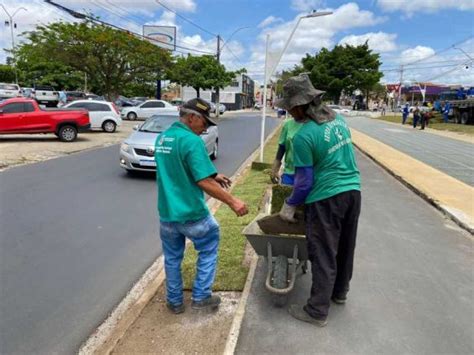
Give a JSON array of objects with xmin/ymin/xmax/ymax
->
[
  {"xmin": 1, "ymin": 5, "xmax": 27, "ymax": 84},
  {"xmin": 259, "ymin": 11, "xmax": 332, "ymax": 162}
]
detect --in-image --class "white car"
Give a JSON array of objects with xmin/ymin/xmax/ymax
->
[
  {"xmin": 327, "ymin": 105, "xmax": 351, "ymax": 115},
  {"xmin": 120, "ymin": 113, "xmax": 219, "ymax": 173},
  {"xmin": 32, "ymin": 85, "xmax": 59, "ymax": 107},
  {"xmin": 0, "ymin": 83, "xmax": 21, "ymax": 100},
  {"xmin": 65, "ymin": 100, "xmax": 122, "ymax": 132},
  {"xmin": 121, "ymin": 99, "xmax": 178, "ymax": 120}
]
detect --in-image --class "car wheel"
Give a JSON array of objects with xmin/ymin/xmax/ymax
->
[
  {"xmin": 210, "ymin": 140, "xmax": 218, "ymax": 160},
  {"xmin": 102, "ymin": 120, "xmax": 117, "ymax": 133},
  {"xmin": 127, "ymin": 112, "xmax": 137, "ymax": 120},
  {"xmin": 58, "ymin": 125, "xmax": 78, "ymax": 142}
]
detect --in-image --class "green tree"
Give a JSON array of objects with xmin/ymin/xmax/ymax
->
[
  {"xmin": 15, "ymin": 21, "xmax": 171, "ymax": 98},
  {"xmin": 166, "ymin": 55, "xmax": 238, "ymax": 98},
  {"xmin": 278, "ymin": 42, "xmax": 383, "ymax": 104},
  {"xmin": 0, "ymin": 64, "xmax": 16, "ymax": 83}
]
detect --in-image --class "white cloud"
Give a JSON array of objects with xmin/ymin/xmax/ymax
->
[
  {"xmin": 258, "ymin": 16, "xmax": 283, "ymax": 29},
  {"xmin": 400, "ymin": 46, "xmax": 436, "ymax": 64},
  {"xmin": 246, "ymin": 3, "xmax": 386, "ymax": 81},
  {"xmin": 339, "ymin": 32, "xmax": 397, "ymax": 53},
  {"xmin": 377, "ymin": 0, "xmax": 474, "ymax": 15},
  {"xmin": 291, "ymin": 0, "xmax": 323, "ymax": 12}
]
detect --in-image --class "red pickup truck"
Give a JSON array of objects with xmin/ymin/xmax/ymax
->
[{"xmin": 0, "ymin": 98, "xmax": 90, "ymax": 142}]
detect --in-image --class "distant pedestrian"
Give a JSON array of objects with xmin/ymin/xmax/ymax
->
[
  {"xmin": 58, "ymin": 90, "xmax": 67, "ymax": 107},
  {"xmin": 381, "ymin": 102, "xmax": 387, "ymax": 116},
  {"xmin": 275, "ymin": 74, "xmax": 361, "ymax": 327},
  {"xmin": 443, "ymin": 101, "xmax": 451, "ymax": 123},
  {"xmin": 402, "ymin": 103, "xmax": 409, "ymax": 124},
  {"xmin": 154, "ymin": 98, "xmax": 248, "ymax": 314},
  {"xmin": 413, "ymin": 106, "xmax": 420, "ymax": 128},
  {"xmin": 420, "ymin": 111, "xmax": 431, "ymax": 130}
]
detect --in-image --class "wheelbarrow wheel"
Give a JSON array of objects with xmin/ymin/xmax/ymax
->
[{"xmin": 271, "ymin": 255, "xmax": 288, "ymax": 307}]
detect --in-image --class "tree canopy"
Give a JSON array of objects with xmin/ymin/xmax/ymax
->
[
  {"xmin": 15, "ymin": 21, "xmax": 172, "ymax": 98},
  {"xmin": 166, "ymin": 54, "xmax": 239, "ymax": 98},
  {"xmin": 277, "ymin": 42, "xmax": 383, "ymax": 104}
]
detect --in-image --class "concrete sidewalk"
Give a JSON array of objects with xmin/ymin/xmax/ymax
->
[{"xmin": 235, "ymin": 150, "xmax": 473, "ymax": 354}]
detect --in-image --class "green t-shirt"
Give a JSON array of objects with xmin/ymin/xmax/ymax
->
[
  {"xmin": 278, "ymin": 119, "xmax": 303, "ymax": 175},
  {"xmin": 155, "ymin": 121, "xmax": 217, "ymax": 222},
  {"xmin": 293, "ymin": 115, "xmax": 360, "ymax": 203}
]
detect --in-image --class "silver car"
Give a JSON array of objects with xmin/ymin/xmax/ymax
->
[{"xmin": 120, "ymin": 113, "xmax": 219, "ymax": 173}]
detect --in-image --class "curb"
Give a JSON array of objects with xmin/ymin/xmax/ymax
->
[
  {"xmin": 351, "ymin": 129, "xmax": 473, "ymax": 235},
  {"xmin": 78, "ymin": 119, "xmax": 282, "ymax": 355}
]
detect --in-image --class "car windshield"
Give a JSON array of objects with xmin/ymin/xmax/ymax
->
[
  {"xmin": 139, "ymin": 115, "xmax": 177, "ymax": 133},
  {"xmin": 0, "ymin": 84, "xmax": 19, "ymax": 90}
]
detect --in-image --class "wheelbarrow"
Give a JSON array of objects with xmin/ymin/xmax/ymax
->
[{"xmin": 243, "ymin": 213, "xmax": 308, "ymax": 307}]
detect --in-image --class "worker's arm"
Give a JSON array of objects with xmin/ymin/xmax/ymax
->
[
  {"xmin": 197, "ymin": 177, "xmax": 248, "ymax": 216},
  {"xmin": 286, "ymin": 167, "xmax": 314, "ymax": 205}
]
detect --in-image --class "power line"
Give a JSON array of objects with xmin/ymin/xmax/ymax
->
[
  {"xmin": 43, "ymin": 0, "xmax": 215, "ymax": 55},
  {"xmin": 155, "ymin": 0, "xmax": 217, "ymax": 38}
]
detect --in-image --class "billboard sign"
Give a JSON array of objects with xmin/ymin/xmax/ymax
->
[{"xmin": 143, "ymin": 25, "xmax": 176, "ymax": 51}]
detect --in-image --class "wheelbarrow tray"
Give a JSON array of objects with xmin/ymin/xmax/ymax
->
[{"xmin": 242, "ymin": 213, "xmax": 308, "ymax": 261}]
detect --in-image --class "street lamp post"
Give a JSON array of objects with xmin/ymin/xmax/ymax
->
[
  {"xmin": 0, "ymin": 5, "xmax": 27, "ymax": 84},
  {"xmin": 259, "ymin": 11, "xmax": 332, "ymax": 162}
]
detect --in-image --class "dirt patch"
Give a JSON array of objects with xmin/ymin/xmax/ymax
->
[
  {"xmin": 111, "ymin": 286, "xmax": 240, "ymax": 355},
  {"xmin": 0, "ymin": 121, "xmax": 138, "ymax": 171}
]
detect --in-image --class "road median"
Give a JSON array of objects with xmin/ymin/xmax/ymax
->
[{"xmin": 351, "ymin": 128, "xmax": 474, "ymax": 234}]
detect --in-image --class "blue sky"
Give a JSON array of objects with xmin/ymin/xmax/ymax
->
[{"xmin": 2, "ymin": 0, "xmax": 473, "ymax": 85}]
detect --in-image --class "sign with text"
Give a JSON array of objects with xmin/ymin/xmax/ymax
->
[{"xmin": 143, "ymin": 25, "xmax": 176, "ymax": 51}]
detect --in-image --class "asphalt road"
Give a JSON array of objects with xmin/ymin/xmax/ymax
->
[
  {"xmin": 236, "ymin": 150, "xmax": 473, "ymax": 354},
  {"xmin": 0, "ymin": 113, "xmax": 279, "ymax": 355},
  {"xmin": 346, "ymin": 115, "xmax": 474, "ymax": 186}
]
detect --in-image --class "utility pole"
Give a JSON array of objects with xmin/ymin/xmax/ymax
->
[
  {"xmin": 1, "ymin": 5, "xmax": 27, "ymax": 84},
  {"xmin": 215, "ymin": 35, "xmax": 221, "ymax": 118},
  {"xmin": 397, "ymin": 64, "xmax": 404, "ymax": 109}
]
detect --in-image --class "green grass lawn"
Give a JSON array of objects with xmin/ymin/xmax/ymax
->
[
  {"xmin": 182, "ymin": 127, "xmax": 282, "ymax": 291},
  {"xmin": 374, "ymin": 114, "xmax": 474, "ymax": 135}
]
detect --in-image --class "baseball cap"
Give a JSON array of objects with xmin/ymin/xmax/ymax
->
[{"xmin": 181, "ymin": 98, "xmax": 217, "ymax": 126}]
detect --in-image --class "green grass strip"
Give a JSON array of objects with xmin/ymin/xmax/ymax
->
[
  {"xmin": 182, "ymin": 126, "xmax": 282, "ymax": 291},
  {"xmin": 373, "ymin": 114, "xmax": 474, "ymax": 135}
]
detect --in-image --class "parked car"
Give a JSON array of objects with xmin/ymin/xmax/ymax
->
[
  {"xmin": 65, "ymin": 91, "xmax": 86, "ymax": 103},
  {"xmin": 32, "ymin": 85, "xmax": 59, "ymax": 107},
  {"xmin": 0, "ymin": 83, "xmax": 21, "ymax": 99},
  {"xmin": 114, "ymin": 95, "xmax": 135, "ymax": 108},
  {"xmin": 327, "ymin": 104, "xmax": 351, "ymax": 115},
  {"xmin": 85, "ymin": 94, "xmax": 105, "ymax": 101},
  {"xmin": 170, "ymin": 98, "xmax": 184, "ymax": 107},
  {"xmin": 130, "ymin": 97, "xmax": 148, "ymax": 105},
  {"xmin": 120, "ymin": 113, "xmax": 219, "ymax": 173},
  {"xmin": 121, "ymin": 99, "xmax": 178, "ymax": 120},
  {"xmin": 209, "ymin": 102, "xmax": 226, "ymax": 115},
  {"xmin": 0, "ymin": 98, "xmax": 90, "ymax": 142},
  {"xmin": 64, "ymin": 100, "xmax": 121, "ymax": 132}
]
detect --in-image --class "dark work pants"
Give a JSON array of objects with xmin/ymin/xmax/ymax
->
[{"xmin": 304, "ymin": 190, "xmax": 361, "ymax": 319}]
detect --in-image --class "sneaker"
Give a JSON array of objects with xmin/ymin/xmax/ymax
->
[
  {"xmin": 191, "ymin": 295, "xmax": 221, "ymax": 310},
  {"xmin": 166, "ymin": 302, "xmax": 185, "ymax": 314},
  {"xmin": 331, "ymin": 295, "xmax": 347, "ymax": 304},
  {"xmin": 288, "ymin": 305, "xmax": 327, "ymax": 327}
]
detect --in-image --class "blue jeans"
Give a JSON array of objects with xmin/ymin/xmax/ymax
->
[{"xmin": 159, "ymin": 214, "xmax": 220, "ymax": 305}]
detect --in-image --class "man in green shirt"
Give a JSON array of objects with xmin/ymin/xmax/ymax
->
[
  {"xmin": 276, "ymin": 74, "xmax": 361, "ymax": 327},
  {"xmin": 270, "ymin": 118, "xmax": 303, "ymax": 185},
  {"xmin": 155, "ymin": 98, "xmax": 248, "ymax": 314}
]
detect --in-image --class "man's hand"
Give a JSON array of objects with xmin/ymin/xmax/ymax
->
[
  {"xmin": 230, "ymin": 198, "xmax": 248, "ymax": 217},
  {"xmin": 279, "ymin": 201, "xmax": 297, "ymax": 223},
  {"xmin": 270, "ymin": 159, "xmax": 282, "ymax": 184},
  {"xmin": 214, "ymin": 174, "xmax": 232, "ymax": 189}
]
